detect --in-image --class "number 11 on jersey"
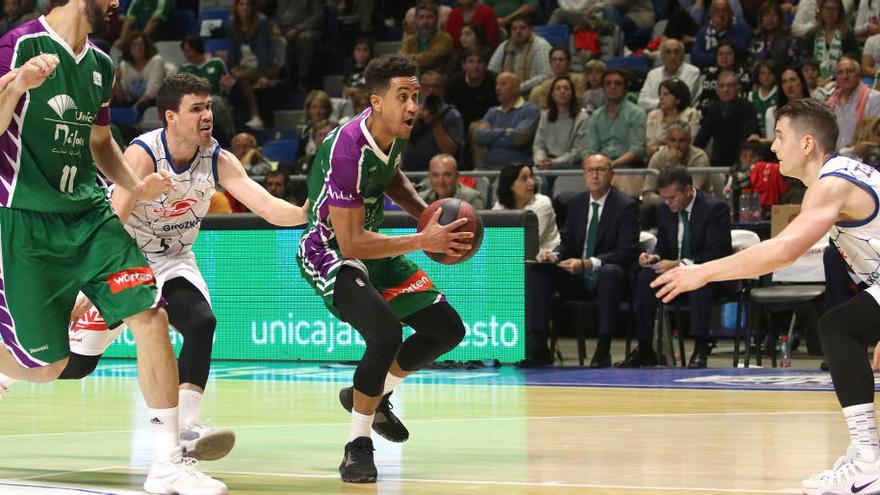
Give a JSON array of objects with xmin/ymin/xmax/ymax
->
[{"xmin": 59, "ymin": 165, "xmax": 77, "ymax": 193}]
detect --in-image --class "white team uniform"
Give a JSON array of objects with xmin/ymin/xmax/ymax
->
[
  {"xmin": 70, "ymin": 128, "xmax": 220, "ymax": 355},
  {"xmin": 823, "ymin": 155, "xmax": 880, "ymax": 304}
]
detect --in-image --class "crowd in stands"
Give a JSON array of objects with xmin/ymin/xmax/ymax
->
[{"xmin": 29, "ymin": 0, "xmax": 877, "ymax": 367}]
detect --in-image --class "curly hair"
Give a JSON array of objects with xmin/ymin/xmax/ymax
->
[{"xmin": 364, "ymin": 54, "xmax": 419, "ymax": 97}]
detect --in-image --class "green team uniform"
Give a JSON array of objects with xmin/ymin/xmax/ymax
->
[
  {"xmin": 0, "ymin": 17, "xmax": 158, "ymax": 368},
  {"xmin": 180, "ymin": 58, "xmax": 227, "ymax": 95},
  {"xmin": 296, "ymin": 108, "xmax": 444, "ymax": 320}
]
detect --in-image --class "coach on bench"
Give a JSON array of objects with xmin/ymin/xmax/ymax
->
[{"xmin": 525, "ymin": 154, "xmax": 640, "ymax": 367}]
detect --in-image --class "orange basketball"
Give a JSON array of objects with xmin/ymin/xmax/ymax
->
[{"xmin": 416, "ymin": 198, "xmax": 484, "ymax": 264}]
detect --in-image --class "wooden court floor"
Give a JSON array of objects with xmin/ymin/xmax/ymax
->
[{"xmin": 0, "ymin": 363, "xmax": 855, "ymax": 495}]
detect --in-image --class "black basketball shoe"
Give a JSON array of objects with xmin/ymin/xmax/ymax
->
[
  {"xmin": 339, "ymin": 437, "xmax": 377, "ymax": 483},
  {"xmin": 339, "ymin": 386, "xmax": 410, "ymax": 443}
]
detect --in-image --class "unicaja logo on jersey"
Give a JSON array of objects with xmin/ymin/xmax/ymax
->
[
  {"xmin": 107, "ymin": 267, "xmax": 156, "ymax": 294},
  {"xmin": 47, "ymin": 94, "xmax": 76, "ymax": 119},
  {"xmin": 153, "ymin": 198, "xmax": 198, "ymax": 218}
]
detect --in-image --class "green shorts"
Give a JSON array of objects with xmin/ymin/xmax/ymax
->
[
  {"xmin": 303, "ymin": 255, "xmax": 444, "ymax": 321},
  {"xmin": 0, "ymin": 206, "xmax": 158, "ymax": 367}
]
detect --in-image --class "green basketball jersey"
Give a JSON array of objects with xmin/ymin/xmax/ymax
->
[
  {"xmin": 180, "ymin": 58, "xmax": 227, "ymax": 95},
  {"xmin": 0, "ymin": 17, "xmax": 115, "ymax": 212},
  {"xmin": 297, "ymin": 108, "xmax": 407, "ymax": 293}
]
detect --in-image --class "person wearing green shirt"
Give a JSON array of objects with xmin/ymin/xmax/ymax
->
[
  {"xmin": 485, "ymin": 0, "xmax": 537, "ymax": 27},
  {"xmin": 114, "ymin": 0, "xmax": 175, "ymax": 47}
]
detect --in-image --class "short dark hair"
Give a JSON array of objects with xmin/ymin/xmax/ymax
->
[
  {"xmin": 265, "ymin": 169, "xmax": 289, "ymax": 183},
  {"xmin": 602, "ymin": 68, "xmax": 627, "ymax": 85},
  {"xmin": 659, "ymin": 78, "xmax": 691, "ymax": 112},
  {"xmin": 364, "ymin": 54, "xmax": 419, "ymax": 97},
  {"xmin": 656, "ymin": 166, "xmax": 693, "ymax": 191},
  {"xmin": 496, "ymin": 163, "xmax": 532, "ymax": 209},
  {"xmin": 415, "ymin": 0, "xmax": 439, "ymax": 16},
  {"xmin": 156, "ymin": 73, "xmax": 212, "ymax": 125},
  {"xmin": 180, "ymin": 34, "xmax": 204, "ymax": 55},
  {"xmin": 461, "ymin": 45, "xmax": 490, "ymax": 64},
  {"xmin": 775, "ymin": 98, "xmax": 839, "ymax": 154},
  {"xmin": 509, "ymin": 13, "xmax": 532, "ymax": 27},
  {"xmin": 549, "ymin": 46, "xmax": 570, "ymax": 63}
]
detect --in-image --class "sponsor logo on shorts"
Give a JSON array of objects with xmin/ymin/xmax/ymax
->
[
  {"xmin": 70, "ymin": 309, "xmax": 108, "ymax": 332},
  {"xmin": 107, "ymin": 267, "xmax": 156, "ymax": 294},
  {"xmin": 28, "ymin": 345, "xmax": 49, "ymax": 354},
  {"xmin": 381, "ymin": 270, "xmax": 433, "ymax": 301},
  {"xmin": 152, "ymin": 198, "xmax": 198, "ymax": 218}
]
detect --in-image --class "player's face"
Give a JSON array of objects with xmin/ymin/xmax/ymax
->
[
  {"xmin": 772, "ymin": 117, "xmax": 804, "ymax": 177},
  {"xmin": 173, "ymin": 93, "xmax": 213, "ymax": 146},
  {"xmin": 375, "ymin": 77, "xmax": 420, "ymax": 139},
  {"xmin": 83, "ymin": 0, "xmax": 115, "ymax": 33}
]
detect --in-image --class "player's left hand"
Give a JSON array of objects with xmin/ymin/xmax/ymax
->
[
  {"xmin": 0, "ymin": 68, "xmax": 19, "ymax": 92},
  {"xmin": 136, "ymin": 169, "xmax": 175, "ymax": 200},
  {"xmin": 650, "ymin": 264, "xmax": 709, "ymax": 303}
]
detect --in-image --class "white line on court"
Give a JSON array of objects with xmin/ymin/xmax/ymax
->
[
  {"xmin": 0, "ymin": 410, "xmax": 840, "ymax": 439},
  {"xmin": 89, "ymin": 465, "xmax": 803, "ymax": 494}
]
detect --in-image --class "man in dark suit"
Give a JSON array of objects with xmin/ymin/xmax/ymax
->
[
  {"xmin": 622, "ymin": 166, "xmax": 733, "ymax": 369},
  {"xmin": 525, "ymin": 154, "xmax": 640, "ymax": 367}
]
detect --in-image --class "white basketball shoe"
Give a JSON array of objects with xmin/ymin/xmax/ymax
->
[
  {"xmin": 144, "ymin": 447, "xmax": 228, "ymax": 495},
  {"xmin": 802, "ymin": 447, "xmax": 880, "ymax": 494},
  {"xmin": 179, "ymin": 422, "xmax": 236, "ymax": 461}
]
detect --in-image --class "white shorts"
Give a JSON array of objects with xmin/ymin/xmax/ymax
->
[{"xmin": 68, "ymin": 253, "xmax": 210, "ymax": 356}]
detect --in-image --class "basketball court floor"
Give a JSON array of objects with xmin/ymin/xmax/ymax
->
[{"xmin": 0, "ymin": 357, "xmax": 861, "ymax": 494}]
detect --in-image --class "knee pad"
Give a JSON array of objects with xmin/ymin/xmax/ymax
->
[{"xmin": 58, "ymin": 353, "xmax": 101, "ymax": 380}]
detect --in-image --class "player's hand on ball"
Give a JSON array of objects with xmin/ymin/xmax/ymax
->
[
  {"xmin": 12, "ymin": 54, "xmax": 59, "ymax": 93},
  {"xmin": 136, "ymin": 169, "xmax": 176, "ymax": 200},
  {"xmin": 69, "ymin": 293, "xmax": 94, "ymax": 323},
  {"xmin": 650, "ymin": 264, "xmax": 709, "ymax": 303},
  {"xmin": 419, "ymin": 208, "xmax": 473, "ymax": 257}
]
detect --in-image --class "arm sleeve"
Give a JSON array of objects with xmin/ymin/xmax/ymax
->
[
  {"xmin": 487, "ymin": 43, "xmax": 504, "ymax": 74},
  {"xmin": 296, "ymin": 0, "xmax": 325, "ymax": 31},
  {"xmin": 583, "ymin": 113, "xmax": 599, "ymax": 156},
  {"xmin": 552, "ymin": 113, "xmax": 588, "ymax": 166},
  {"xmin": 855, "ymin": 0, "xmax": 869, "ymax": 35},
  {"xmin": 627, "ymin": 107, "xmax": 647, "ymax": 157},
  {"xmin": 638, "ymin": 71, "xmax": 659, "ymax": 110},
  {"xmin": 692, "ymin": 200, "xmax": 733, "ymax": 264},
  {"xmin": 254, "ymin": 18, "xmax": 272, "ymax": 75},
  {"xmin": 474, "ymin": 108, "xmax": 504, "ymax": 144},
  {"xmin": 143, "ymin": 55, "xmax": 165, "ymax": 99},
  {"xmin": 521, "ymin": 40, "xmax": 551, "ymax": 93},
  {"xmin": 96, "ymin": 55, "xmax": 114, "ymax": 126},
  {"xmin": 152, "ymin": 0, "xmax": 168, "ymax": 19},
  {"xmin": 596, "ymin": 199, "xmax": 640, "ymax": 268},
  {"xmin": 326, "ymin": 145, "xmax": 364, "ymax": 208},
  {"xmin": 532, "ymin": 112, "xmax": 548, "ymax": 162},
  {"xmin": 690, "ymin": 27, "xmax": 714, "ymax": 68}
]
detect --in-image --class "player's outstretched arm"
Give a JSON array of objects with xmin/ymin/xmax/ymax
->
[
  {"xmin": 91, "ymin": 126, "xmax": 173, "ymax": 208},
  {"xmin": 217, "ymin": 149, "xmax": 307, "ymax": 226},
  {"xmin": 330, "ymin": 205, "xmax": 472, "ymax": 260},
  {"xmin": 385, "ymin": 169, "xmax": 427, "ymax": 219},
  {"xmin": 0, "ymin": 54, "xmax": 58, "ymax": 134},
  {"xmin": 651, "ymin": 176, "xmax": 857, "ymax": 303}
]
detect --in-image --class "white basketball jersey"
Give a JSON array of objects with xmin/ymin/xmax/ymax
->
[
  {"xmin": 822, "ymin": 156, "xmax": 880, "ymax": 303},
  {"xmin": 125, "ymin": 128, "xmax": 219, "ymax": 263}
]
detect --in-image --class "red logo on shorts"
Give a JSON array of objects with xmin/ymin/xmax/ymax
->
[
  {"xmin": 381, "ymin": 270, "xmax": 434, "ymax": 301},
  {"xmin": 107, "ymin": 266, "xmax": 156, "ymax": 294},
  {"xmin": 71, "ymin": 308, "xmax": 107, "ymax": 332},
  {"xmin": 152, "ymin": 198, "xmax": 197, "ymax": 218}
]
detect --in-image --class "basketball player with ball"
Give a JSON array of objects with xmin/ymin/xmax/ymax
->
[{"xmin": 296, "ymin": 53, "xmax": 483, "ymax": 484}]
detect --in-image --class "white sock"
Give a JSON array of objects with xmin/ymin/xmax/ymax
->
[
  {"xmin": 178, "ymin": 389, "xmax": 203, "ymax": 429},
  {"xmin": 843, "ymin": 403, "xmax": 880, "ymax": 461},
  {"xmin": 0, "ymin": 371, "xmax": 18, "ymax": 389},
  {"xmin": 349, "ymin": 411, "xmax": 374, "ymax": 442},
  {"xmin": 149, "ymin": 407, "xmax": 180, "ymax": 463},
  {"xmin": 382, "ymin": 373, "xmax": 404, "ymax": 396}
]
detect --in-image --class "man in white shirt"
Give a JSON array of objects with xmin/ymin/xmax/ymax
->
[{"xmin": 637, "ymin": 38, "xmax": 701, "ymax": 111}]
